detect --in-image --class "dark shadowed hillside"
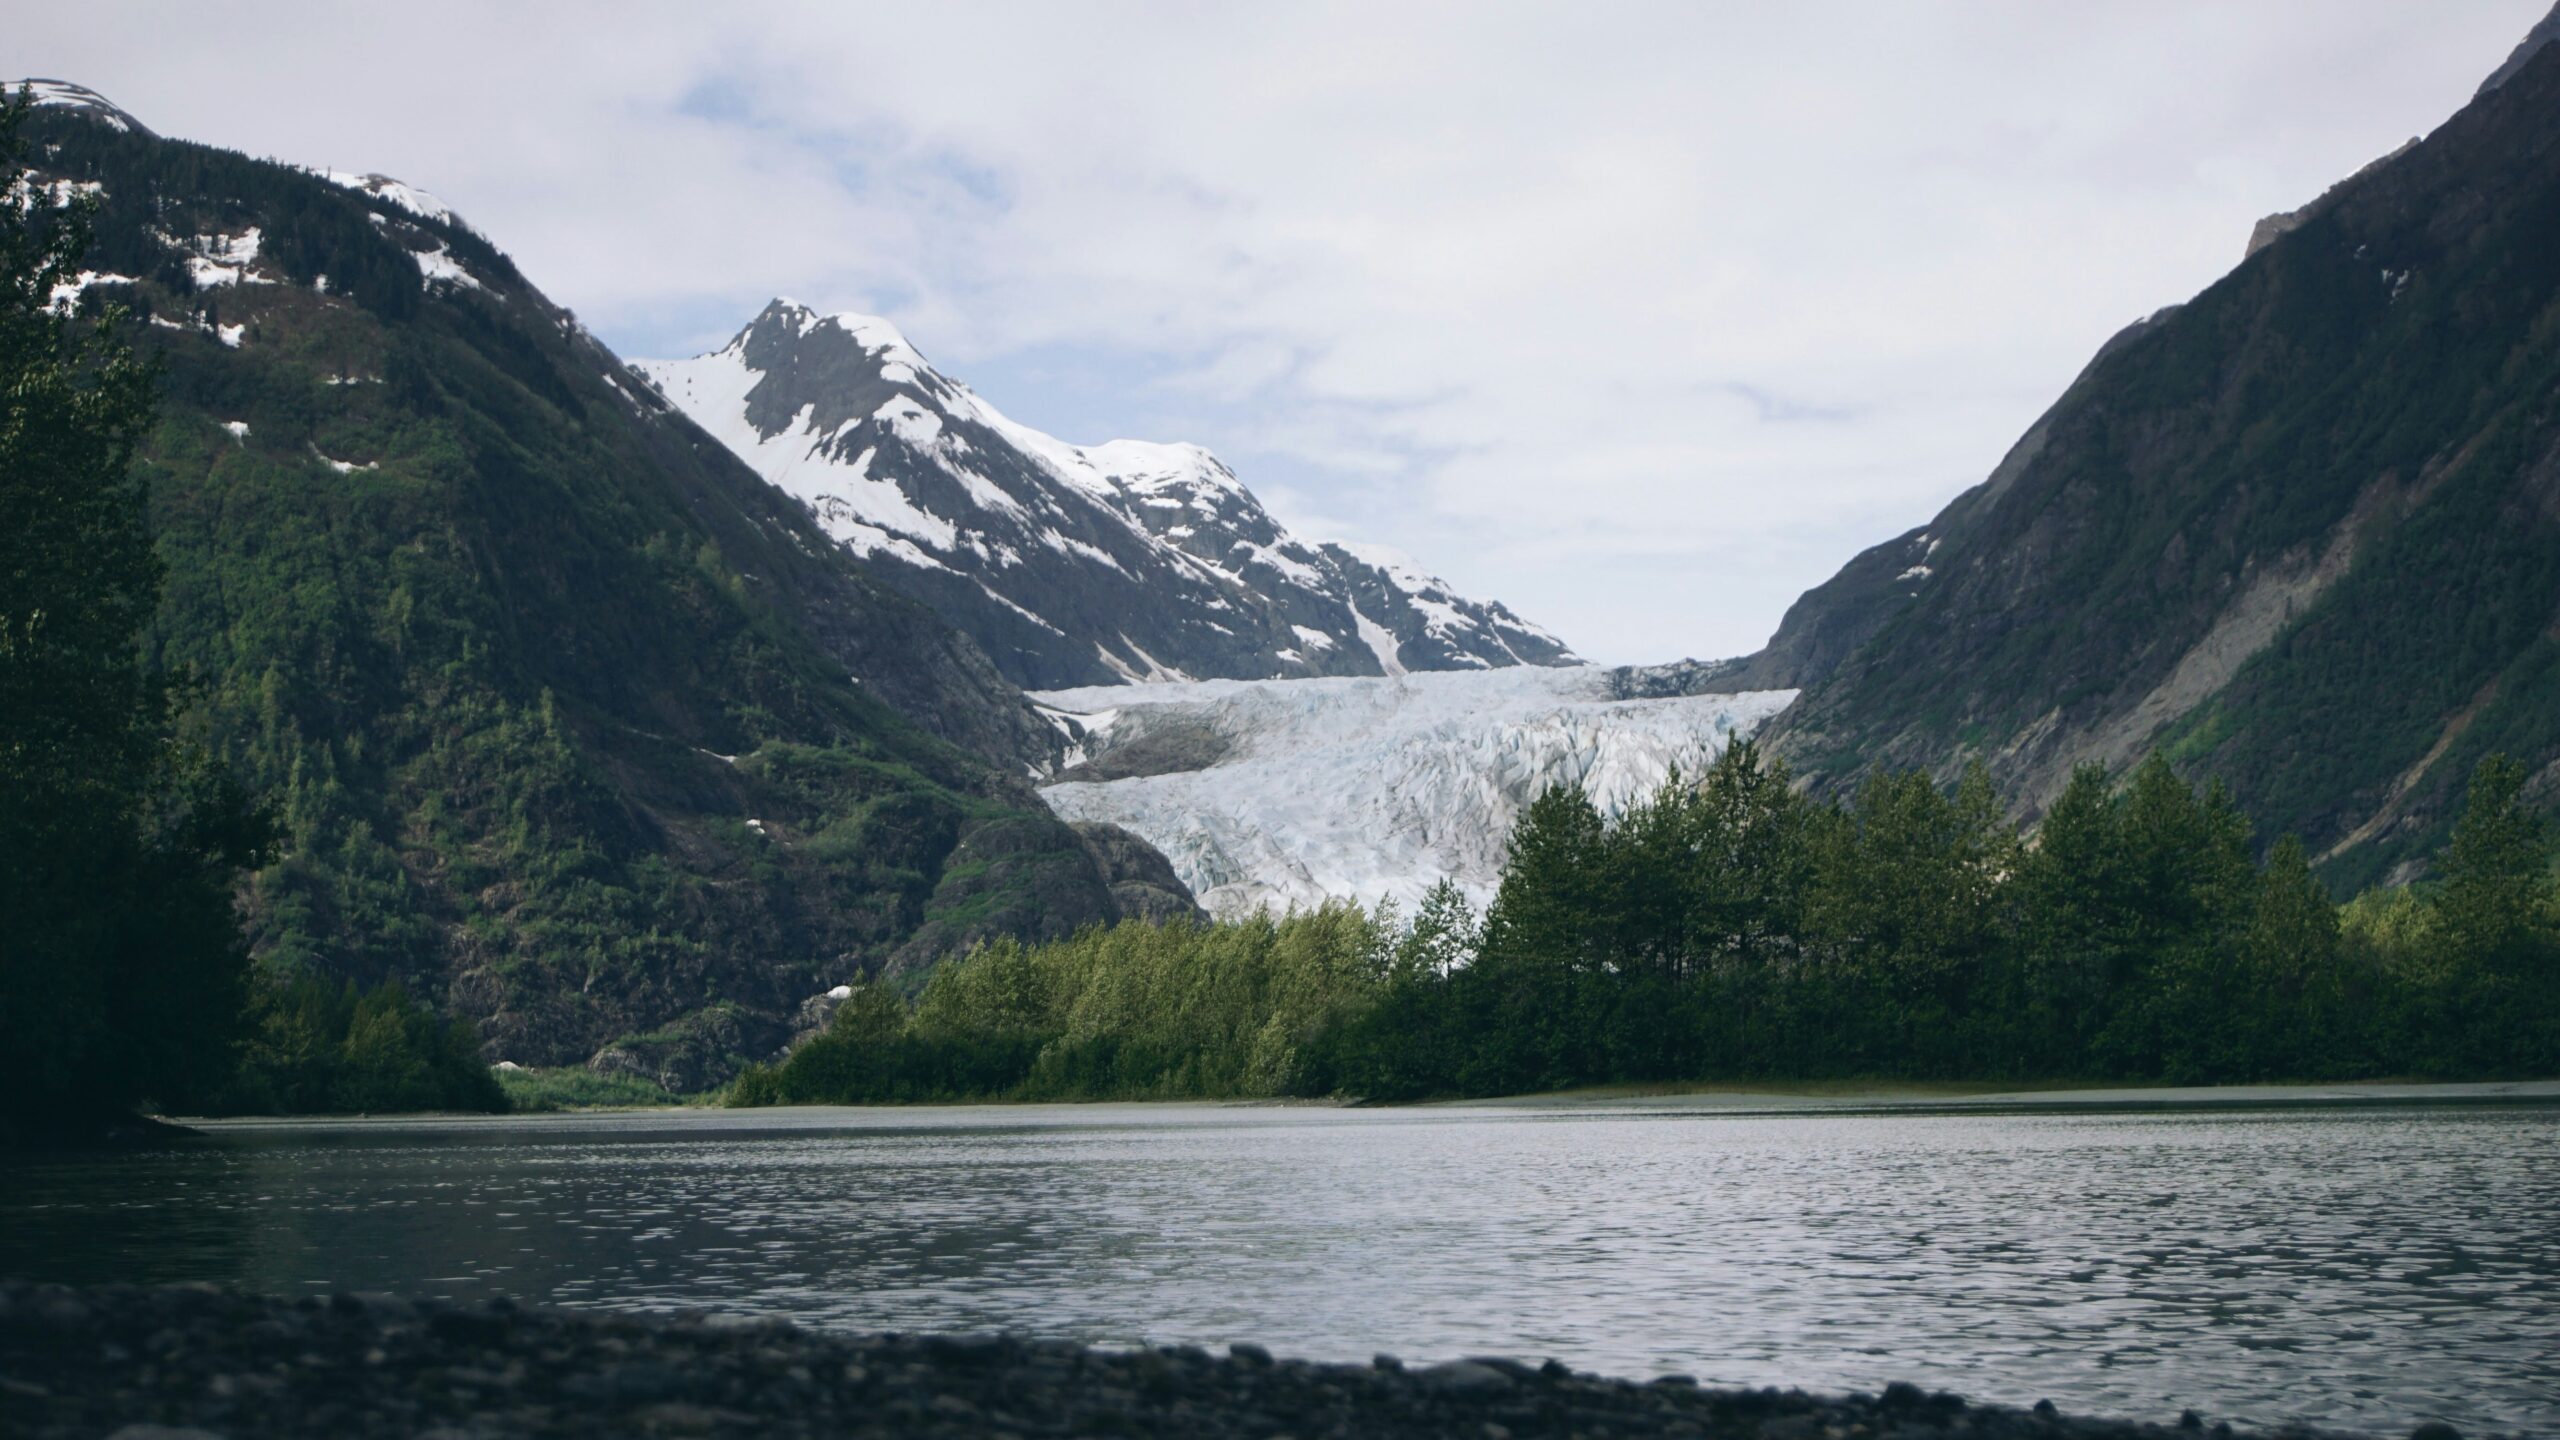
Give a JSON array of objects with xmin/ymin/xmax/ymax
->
[
  {"xmin": 17, "ymin": 90, "xmax": 1194, "ymax": 1088},
  {"xmin": 1750, "ymin": 25, "xmax": 2560, "ymax": 892}
]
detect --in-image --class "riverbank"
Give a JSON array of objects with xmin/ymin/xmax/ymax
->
[
  {"xmin": 0, "ymin": 1281, "xmax": 2394, "ymax": 1440},
  {"xmin": 1439, "ymin": 1077, "xmax": 2560, "ymax": 1115},
  {"xmin": 139, "ymin": 1074, "xmax": 2560, "ymax": 1129}
]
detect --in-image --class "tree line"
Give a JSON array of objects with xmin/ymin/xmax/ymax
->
[{"xmin": 738, "ymin": 742, "xmax": 2558, "ymax": 1105}]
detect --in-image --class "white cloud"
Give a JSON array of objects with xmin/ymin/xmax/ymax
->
[{"xmin": 13, "ymin": 0, "xmax": 2546, "ymax": 662}]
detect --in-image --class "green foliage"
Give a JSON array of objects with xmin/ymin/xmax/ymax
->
[
  {"xmin": 0, "ymin": 92, "xmax": 275, "ymax": 1132},
  {"xmin": 2417, "ymin": 755, "xmax": 2560, "ymax": 1070},
  {"xmin": 494, "ymin": 1065, "xmax": 676, "ymax": 1113},
  {"xmin": 1389, "ymin": 748, "xmax": 2555, "ymax": 1094},
  {"xmin": 2435, "ymin": 755, "xmax": 2554, "ymax": 972},
  {"xmin": 2233, "ymin": 835, "xmax": 2355, "ymax": 1078},
  {"xmin": 742, "ymin": 749, "xmax": 2558, "ymax": 1107},
  {"xmin": 205, "ymin": 976, "xmax": 508, "ymax": 1115},
  {"xmin": 733, "ymin": 907, "xmax": 1388, "ymax": 1105}
]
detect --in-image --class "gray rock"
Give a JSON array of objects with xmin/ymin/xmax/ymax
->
[
  {"xmin": 0, "ymin": 1279, "xmax": 2401, "ymax": 1440},
  {"xmin": 2476, "ymin": 2, "xmax": 2560, "ymax": 95},
  {"xmin": 1414, "ymin": 1360, "xmax": 1513, "ymax": 1394}
]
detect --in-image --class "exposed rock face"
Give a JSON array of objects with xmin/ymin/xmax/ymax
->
[
  {"xmin": 1602, "ymin": 656, "xmax": 1747, "ymax": 699},
  {"xmin": 1052, "ymin": 713, "xmax": 1233, "ymax": 783},
  {"xmin": 1073, "ymin": 822, "xmax": 1208, "ymax": 924},
  {"xmin": 2477, "ymin": 0, "xmax": 2560, "ymax": 94},
  {"xmin": 1745, "ymin": 29, "xmax": 2560, "ymax": 889},
  {"xmin": 637, "ymin": 303, "xmax": 1578, "ymax": 690},
  {"xmin": 778, "ymin": 987, "xmax": 853, "ymax": 1058},
  {"xmin": 2243, "ymin": 140, "xmax": 2418, "ymax": 260},
  {"xmin": 587, "ymin": 1004, "xmax": 762, "ymax": 1095}
]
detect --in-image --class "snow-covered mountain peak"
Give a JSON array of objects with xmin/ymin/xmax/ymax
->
[
  {"xmin": 638, "ymin": 300, "xmax": 1579, "ymax": 689},
  {"xmin": 761, "ymin": 298, "xmax": 930, "ymax": 371},
  {"xmin": 1083, "ymin": 439, "xmax": 1238, "ymax": 493},
  {"xmin": 10, "ymin": 80, "xmax": 153, "ymax": 137}
]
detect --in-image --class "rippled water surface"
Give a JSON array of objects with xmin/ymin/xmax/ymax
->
[{"xmin": 5, "ymin": 1101, "xmax": 2554, "ymax": 1434}]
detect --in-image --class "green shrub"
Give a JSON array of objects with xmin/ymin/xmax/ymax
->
[{"xmin": 205, "ymin": 976, "xmax": 509, "ymax": 1115}]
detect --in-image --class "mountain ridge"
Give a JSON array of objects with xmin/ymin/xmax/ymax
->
[
  {"xmin": 637, "ymin": 300, "xmax": 1579, "ymax": 690},
  {"xmin": 1739, "ymin": 20, "xmax": 2560, "ymax": 890}
]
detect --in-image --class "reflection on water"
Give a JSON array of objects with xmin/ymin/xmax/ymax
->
[{"xmin": 4, "ymin": 1102, "xmax": 2553, "ymax": 1433}]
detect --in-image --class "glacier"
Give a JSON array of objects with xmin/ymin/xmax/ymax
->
[{"xmin": 1033, "ymin": 667, "xmax": 1795, "ymax": 920}]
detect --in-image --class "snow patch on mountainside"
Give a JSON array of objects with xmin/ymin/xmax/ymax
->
[
  {"xmin": 410, "ymin": 242, "xmax": 483, "ymax": 291},
  {"xmin": 1035, "ymin": 667, "xmax": 1794, "ymax": 919},
  {"xmin": 14, "ymin": 79, "xmax": 152, "ymax": 136},
  {"xmin": 46, "ymin": 269, "xmax": 137, "ymax": 313},
  {"xmin": 644, "ymin": 339, "xmax": 965, "ymax": 573},
  {"xmin": 317, "ymin": 170, "xmax": 471, "ymax": 233},
  {"xmin": 181, "ymin": 228, "xmax": 268, "ymax": 288}
]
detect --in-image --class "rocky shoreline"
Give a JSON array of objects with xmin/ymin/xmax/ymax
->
[{"xmin": 0, "ymin": 1281, "xmax": 2439, "ymax": 1440}]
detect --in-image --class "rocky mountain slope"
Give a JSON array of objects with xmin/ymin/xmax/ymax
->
[
  {"xmin": 1742, "ymin": 15, "xmax": 2560, "ymax": 890},
  {"xmin": 1036, "ymin": 667, "xmax": 1794, "ymax": 918},
  {"xmin": 16, "ymin": 84, "xmax": 1195, "ymax": 1085},
  {"xmin": 637, "ymin": 302, "xmax": 1578, "ymax": 690}
]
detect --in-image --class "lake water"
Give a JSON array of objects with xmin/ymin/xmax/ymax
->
[{"xmin": 4, "ymin": 1098, "xmax": 2554, "ymax": 1435}]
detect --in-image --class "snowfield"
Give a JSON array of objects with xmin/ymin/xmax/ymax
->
[{"xmin": 1034, "ymin": 667, "xmax": 1795, "ymax": 920}]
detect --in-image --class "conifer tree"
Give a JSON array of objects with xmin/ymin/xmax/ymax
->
[
  {"xmin": 0, "ymin": 90, "xmax": 272, "ymax": 1130},
  {"xmin": 2239, "ymin": 835, "xmax": 2349, "ymax": 1077},
  {"xmin": 1472, "ymin": 783, "xmax": 1609, "ymax": 1090},
  {"xmin": 2107, "ymin": 758, "xmax": 2257, "ymax": 1074},
  {"xmin": 2013, "ymin": 764, "xmax": 2129, "ymax": 1070},
  {"xmin": 1395, "ymin": 879, "xmax": 1479, "ymax": 982},
  {"xmin": 2429, "ymin": 754, "xmax": 2558, "ymax": 1069},
  {"xmin": 2434, "ymin": 754, "xmax": 2553, "ymax": 976},
  {"xmin": 1688, "ymin": 739, "xmax": 1814, "ymax": 970}
]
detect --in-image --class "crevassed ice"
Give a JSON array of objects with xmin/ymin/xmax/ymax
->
[{"xmin": 1035, "ymin": 667, "xmax": 1794, "ymax": 919}]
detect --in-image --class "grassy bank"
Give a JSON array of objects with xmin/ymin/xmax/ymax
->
[{"xmin": 490, "ymin": 1066, "xmax": 689, "ymax": 1113}]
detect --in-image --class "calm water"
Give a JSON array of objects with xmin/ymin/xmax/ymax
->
[{"xmin": 4, "ymin": 1100, "xmax": 2554, "ymax": 1434}]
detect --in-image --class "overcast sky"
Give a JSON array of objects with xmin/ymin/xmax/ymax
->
[{"xmin": 14, "ymin": 2, "xmax": 2549, "ymax": 663}]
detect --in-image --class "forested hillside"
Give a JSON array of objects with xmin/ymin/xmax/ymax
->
[
  {"xmin": 16, "ymin": 96, "xmax": 1191, "ymax": 1091},
  {"xmin": 1750, "ymin": 33, "xmax": 2560, "ymax": 892}
]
